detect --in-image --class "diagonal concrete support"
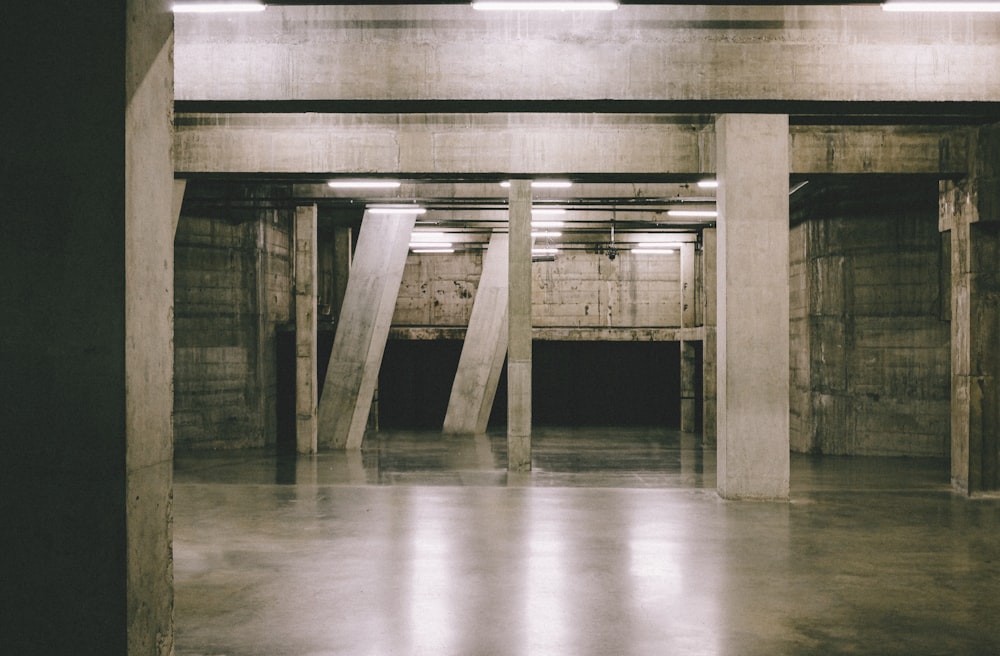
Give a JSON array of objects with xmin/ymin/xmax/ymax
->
[
  {"xmin": 716, "ymin": 114, "xmax": 790, "ymax": 500},
  {"xmin": 443, "ymin": 232, "xmax": 509, "ymax": 435},
  {"xmin": 318, "ymin": 210, "xmax": 415, "ymax": 449},
  {"xmin": 507, "ymin": 181, "xmax": 533, "ymax": 471},
  {"xmin": 295, "ymin": 205, "xmax": 318, "ymax": 455}
]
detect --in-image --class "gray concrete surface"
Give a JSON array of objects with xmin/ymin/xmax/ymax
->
[
  {"xmin": 508, "ymin": 181, "xmax": 533, "ymax": 471},
  {"xmin": 173, "ymin": 428, "xmax": 1000, "ymax": 656},
  {"xmin": 716, "ymin": 114, "xmax": 790, "ymax": 500},
  {"xmin": 294, "ymin": 205, "xmax": 318, "ymax": 455},
  {"xmin": 444, "ymin": 232, "xmax": 510, "ymax": 435},
  {"xmin": 318, "ymin": 211, "xmax": 415, "ymax": 449}
]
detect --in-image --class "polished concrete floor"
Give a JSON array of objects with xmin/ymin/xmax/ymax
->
[{"xmin": 174, "ymin": 428, "xmax": 1000, "ymax": 656}]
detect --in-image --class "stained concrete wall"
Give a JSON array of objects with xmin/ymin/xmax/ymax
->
[
  {"xmin": 789, "ymin": 223, "xmax": 811, "ymax": 453},
  {"xmin": 792, "ymin": 181, "xmax": 950, "ymax": 457},
  {"xmin": 393, "ymin": 251, "xmax": 682, "ymax": 329},
  {"xmin": 174, "ymin": 203, "xmax": 293, "ymax": 449}
]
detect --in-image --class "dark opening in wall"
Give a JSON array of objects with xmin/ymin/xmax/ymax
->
[
  {"xmin": 518, "ymin": 341, "xmax": 681, "ymax": 428},
  {"xmin": 380, "ymin": 339, "xmax": 682, "ymax": 430},
  {"xmin": 378, "ymin": 339, "xmax": 464, "ymax": 429}
]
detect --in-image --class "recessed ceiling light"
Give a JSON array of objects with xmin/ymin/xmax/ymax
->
[
  {"xmin": 411, "ymin": 249, "xmax": 456, "ymax": 254},
  {"xmin": 532, "ymin": 248, "xmax": 560, "ymax": 254},
  {"xmin": 697, "ymin": 180, "xmax": 719, "ymax": 189},
  {"xmin": 172, "ymin": 2, "xmax": 266, "ymax": 13},
  {"xmin": 531, "ymin": 221, "xmax": 565, "ymax": 228},
  {"xmin": 500, "ymin": 180, "xmax": 574, "ymax": 188},
  {"xmin": 409, "ymin": 242, "xmax": 453, "ymax": 249},
  {"xmin": 532, "ymin": 231, "xmax": 563, "ymax": 238}
]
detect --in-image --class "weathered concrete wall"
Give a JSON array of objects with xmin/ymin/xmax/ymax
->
[
  {"xmin": 789, "ymin": 222, "xmax": 811, "ymax": 453},
  {"xmin": 174, "ymin": 204, "xmax": 292, "ymax": 450},
  {"xmin": 393, "ymin": 251, "xmax": 682, "ymax": 329},
  {"xmin": 797, "ymin": 181, "xmax": 949, "ymax": 457}
]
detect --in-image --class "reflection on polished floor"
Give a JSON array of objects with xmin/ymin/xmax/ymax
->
[{"xmin": 174, "ymin": 428, "xmax": 1000, "ymax": 656}]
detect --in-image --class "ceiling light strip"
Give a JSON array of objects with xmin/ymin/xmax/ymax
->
[
  {"xmin": 473, "ymin": 1, "xmax": 618, "ymax": 11},
  {"xmin": 883, "ymin": 1, "xmax": 1000, "ymax": 11},
  {"xmin": 172, "ymin": 2, "xmax": 266, "ymax": 13}
]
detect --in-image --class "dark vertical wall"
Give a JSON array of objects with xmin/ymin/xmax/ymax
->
[
  {"xmin": 792, "ymin": 180, "xmax": 950, "ymax": 456},
  {"xmin": 174, "ymin": 191, "xmax": 293, "ymax": 450},
  {"xmin": 0, "ymin": 2, "xmax": 174, "ymax": 654}
]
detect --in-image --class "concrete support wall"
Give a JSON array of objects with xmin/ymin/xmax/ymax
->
[
  {"xmin": 318, "ymin": 212, "xmax": 415, "ymax": 449},
  {"xmin": 1, "ymin": 2, "xmax": 174, "ymax": 653},
  {"xmin": 942, "ymin": 124, "xmax": 1000, "ymax": 492},
  {"xmin": 394, "ymin": 250, "xmax": 682, "ymax": 329},
  {"xmin": 789, "ymin": 222, "xmax": 812, "ymax": 453},
  {"xmin": 444, "ymin": 233, "xmax": 509, "ymax": 434},
  {"xmin": 295, "ymin": 205, "xmax": 318, "ymax": 454},
  {"xmin": 716, "ymin": 114, "xmax": 790, "ymax": 500},
  {"xmin": 174, "ymin": 202, "xmax": 293, "ymax": 449},
  {"xmin": 508, "ymin": 181, "xmax": 533, "ymax": 471},
  {"xmin": 798, "ymin": 182, "xmax": 949, "ymax": 457}
]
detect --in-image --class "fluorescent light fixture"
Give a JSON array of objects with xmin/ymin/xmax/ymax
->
[
  {"xmin": 697, "ymin": 179, "xmax": 719, "ymax": 189},
  {"xmin": 638, "ymin": 242, "xmax": 681, "ymax": 249},
  {"xmin": 883, "ymin": 1, "xmax": 1000, "ymax": 10},
  {"xmin": 632, "ymin": 248, "xmax": 675, "ymax": 255},
  {"xmin": 501, "ymin": 180, "xmax": 574, "ymax": 188},
  {"xmin": 367, "ymin": 206, "xmax": 426, "ymax": 215},
  {"xmin": 531, "ymin": 208, "xmax": 566, "ymax": 215},
  {"xmin": 172, "ymin": 2, "xmax": 266, "ymax": 12},
  {"xmin": 531, "ymin": 221, "xmax": 565, "ymax": 228},
  {"xmin": 327, "ymin": 180, "xmax": 401, "ymax": 189},
  {"xmin": 532, "ymin": 231, "xmax": 563, "ymax": 238},
  {"xmin": 474, "ymin": 1, "xmax": 618, "ymax": 10},
  {"xmin": 412, "ymin": 249, "xmax": 455, "ymax": 254},
  {"xmin": 667, "ymin": 210, "xmax": 718, "ymax": 218},
  {"xmin": 532, "ymin": 248, "xmax": 560, "ymax": 254},
  {"xmin": 409, "ymin": 242, "xmax": 453, "ymax": 249}
]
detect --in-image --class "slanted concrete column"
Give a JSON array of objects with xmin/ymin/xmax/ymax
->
[
  {"xmin": 508, "ymin": 180, "xmax": 533, "ymax": 471},
  {"xmin": 716, "ymin": 114, "xmax": 790, "ymax": 500},
  {"xmin": 444, "ymin": 232, "xmax": 509, "ymax": 434},
  {"xmin": 680, "ymin": 241, "xmax": 697, "ymax": 432},
  {"xmin": 295, "ymin": 205, "xmax": 318, "ymax": 455},
  {"xmin": 941, "ymin": 178, "xmax": 1000, "ymax": 494},
  {"xmin": 318, "ymin": 211, "xmax": 415, "ymax": 449},
  {"xmin": 702, "ymin": 228, "xmax": 718, "ymax": 445}
]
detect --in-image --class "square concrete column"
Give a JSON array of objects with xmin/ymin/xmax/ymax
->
[
  {"xmin": 716, "ymin": 114, "xmax": 790, "ymax": 500},
  {"xmin": 318, "ymin": 210, "xmax": 415, "ymax": 449},
  {"xmin": 702, "ymin": 228, "xmax": 718, "ymax": 445},
  {"xmin": 295, "ymin": 205, "xmax": 318, "ymax": 455},
  {"xmin": 941, "ymin": 179, "xmax": 1000, "ymax": 494},
  {"xmin": 680, "ymin": 241, "xmax": 697, "ymax": 432},
  {"xmin": 508, "ymin": 180, "xmax": 533, "ymax": 471},
  {"xmin": 444, "ymin": 232, "xmax": 509, "ymax": 434}
]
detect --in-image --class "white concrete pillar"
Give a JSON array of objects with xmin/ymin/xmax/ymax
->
[
  {"xmin": 317, "ymin": 210, "xmax": 415, "ymax": 449},
  {"xmin": 444, "ymin": 231, "xmax": 509, "ymax": 434},
  {"xmin": 295, "ymin": 205, "xmax": 318, "ymax": 455},
  {"xmin": 508, "ymin": 180, "xmax": 533, "ymax": 471},
  {"xmin": 715, "ymin": 114, "xmax": 790, "ymax": 500}
]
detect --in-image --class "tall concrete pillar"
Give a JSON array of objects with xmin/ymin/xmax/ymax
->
[
  {"xmin": 680, "ymin": 241, "xmax": 697, "ymax": 432},
  {"xmin": 508, "ymin": 181, "xmax": 533, "ymax": 471},
  {"xmin": 715, "ymin": 114, "xmax": 790, "ymax": 500},
  {"xmin": 444, "ymin": 232, "xmax": 509, "ymax": 434},
  {"xmin": 318, "ymin": 211, "xmax": 415, "ymax": 449},
  {"xmin": 702, "ymin": 228, "xmax": 718, "ymax": 445},
  {"xmin": 295, "ymin": 205, "xmax": 319, "ymax": 455},
  {"xmin": 3, "ymin": 3, "xmax": 174, "ymax": 653},
  {"xmin": 941, "ymin": 178, "xmax": 1000, "ymax": 494}
]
